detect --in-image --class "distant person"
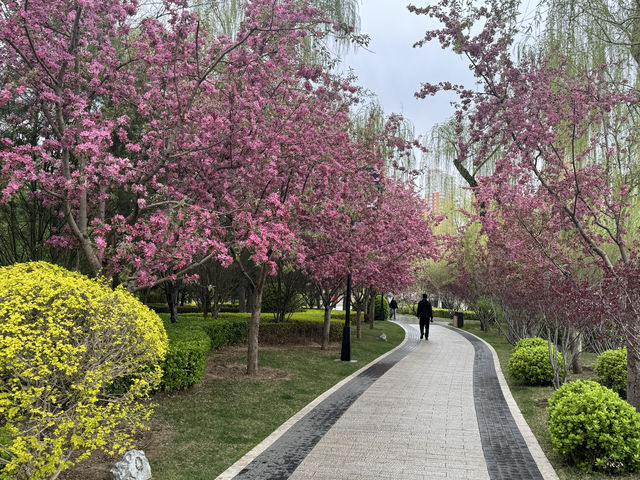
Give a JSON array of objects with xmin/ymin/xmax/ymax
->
[
  {"xmin": 389, "ymin": 297, "xmax": 398, "ymax": 320},
  {"xmin": 416, "ymin": 294, "xmax": 433, "ymax": 340}
]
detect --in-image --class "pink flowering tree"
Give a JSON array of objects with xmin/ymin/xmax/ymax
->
[
  {"xmin": 0, "ymin": 0, "xmax": 348, "ymax": 288},
  {"xmin": 205, "ymin": 33, "xmax": 373, "ymax": 373},
  {"xmin": 412, "ymin": 0, "xmax": 640, "ymax": 404}
]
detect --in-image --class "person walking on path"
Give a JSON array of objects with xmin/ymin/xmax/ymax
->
[
  {"xmin": 389, "ymin": 297, "xmax": 398, "ymax": 320},
  {"xmin": 416, "ymin": 294, "xmax": 433, "ymax": 340}
]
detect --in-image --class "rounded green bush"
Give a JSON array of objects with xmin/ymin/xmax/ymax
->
[
  {"xmin": 547, "ymin": 380, "xmax": 640, "ymax": 473},
  {"xmin": 513, "ymin": 337, "xmax": 548, "ymax": 352},
  {"xmin": 595, "ymin": 347, "xmax": 627, "ymax": 398},
  {"xmin": 507, "ymin": 344, "xmax": 562, "ymax": 385},
  {"xmin": 0, "ymin": 262, "xmax": 168, "ymax": 480}
]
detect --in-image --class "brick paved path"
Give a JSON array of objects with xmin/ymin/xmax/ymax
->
[{"xmin": 216, "ymin": 316, "xmax": 559, "ymax": 480}]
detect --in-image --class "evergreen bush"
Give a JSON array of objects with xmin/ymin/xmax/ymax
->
[
  {"xmin": 507, "ymin": 343, "xmax": 562, "ymax": 385},
  {"xmin": 205, "ymin": 318, "xmax": 247, "ymax": 349},
  {"xmin": 547, "ymin": 380, "xmax": 640, "ymax": 473},
  {"xmin": 513, "ymin": 337, "xmax": 548, "ymax": 352},
  {"xmin": 161, "ymin": 326, "xmax": 212, "ymax": 391},
  {"xmin": 375, "ymin": 295, "xmax": 389, "ymax": 320},
  {"xmin": 595, "ymin": 347, "xmax": 627, "ymax": 398}
]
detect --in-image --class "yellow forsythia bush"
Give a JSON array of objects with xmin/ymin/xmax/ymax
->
[{"xmin": 0, "ymin": 262, "xmax": 168, "ymax": 480}]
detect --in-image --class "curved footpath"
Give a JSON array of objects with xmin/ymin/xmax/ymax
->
[{"xmin": 216, "ymin": 315, "xmax": 559, "ymax": 480}]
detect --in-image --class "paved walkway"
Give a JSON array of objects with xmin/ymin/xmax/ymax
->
[{"xmin": 216, "ymin": 316, "xmax": 559, "ymax": 480}]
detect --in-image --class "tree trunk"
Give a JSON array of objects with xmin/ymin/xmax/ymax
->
[
  {"xmin": 570, "ymin": 328, "xmax": 582, "ymax": 374},
  {"xmin": 631, "ymin": 2, "xmax": 640, "ymax": 66},
  {"xmin": 247, "ymin": 289, "xmax": 256, "ymax": 315},
  {"xmin": 368, "ymin": 290, "xmax": 376, "ymax": 329},
  {"xmin": 202, "ymin": 294, "xmax": 210, "ymax": 320},
  {"xmin": 356, "ymin": 309, "xmax": 362, "ymax": 339},
  {"xmin": 212, "ymin": 291, "xmax": 221, "ymax": 319},
  {"xmin": 201, "ymin": 285, "xmax": 211, "ymax": 320},
  {"xmin": 627, "ymin": 346, "xmax": 640, "ymax": 410},
  {"xmin": 141, "ymin": 287, "xmax": 150, "ymax": 305},
  {"xmin": 322, "ymin": 306, "xmax": 332, "ymax": 350},
  {"xmin": 247, "ymin": 267, "xmax": 267, "ymax": 376},
  {"xmin": 238, "ymin": 285, "xmax": 247, "ymax": 313},
  {"xmin": 164, "ymin": 281, "xmax": 180, "ymax": 324}
]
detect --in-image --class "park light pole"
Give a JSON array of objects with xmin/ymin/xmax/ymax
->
[
  {"xmin": 340, "ymin": 168, "xmax": 381, "ymax": 362},
  {"xmin": 340, "ymin": 270, "xmax": 352, "ymax": 361}
]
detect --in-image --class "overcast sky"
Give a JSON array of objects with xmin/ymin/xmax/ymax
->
[{"xmin": 341, "ymin": 0, "xmax": 476, "ymax": 139}]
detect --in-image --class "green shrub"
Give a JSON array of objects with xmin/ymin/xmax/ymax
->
[
  {"xmin": 513, "ymin": 337, "xmax": 548, "ymax": 352},
  {"xmin": 218, "ymin": 304, "xmax": 240, "ymax": 313},
  {"xmin": 375, "ymin": 295, "xmax": 390, "ymax": 320},
  {"xmin": 260, "ymin": 284, "xmax": 304, "ymax": 316},
  {"xmin": 0, "ymin": 262, "xmax": 168, "ymax": 480},
  {"xmin": 595, "ymin": 347, "xmax": 627, "ymax": 398},
  {"xmin": 547, "ymin": 380, "xmax": 640, "ymax": 473},
  {"xmin": 433, "ymin": 307, "xmax": 450, "ymax": 318},
  {"xmin": 508, "ymin": 344, "xmax": 562, "ymax": 385},
  {"xmin": 259, "ymin": 321, "xmax": 342, "ymax": 344},
  {"xmin": 161, "ymin": 325, "xmax": 211, "ymax": 391},
  {"xmin": 149, "ymin": 303, "xmax": 202, "ymax": 314},
  {"xmin": 205, "ymin": 318, "xmax": 247, "ymax": 349},
  {"xmin": 329, "ymin": 310, "xmax": 354, "ymax": 322},
  {"xmin": 461, "ymin": 309, "xmax": 477, "ymax": 321},
  {"xmin": 398, "ymin": 303, "xmax": 415, "ymax": 314},
  {"xmin": 475, "ymin": 296, "xmax": 500, "ymax": 328}
]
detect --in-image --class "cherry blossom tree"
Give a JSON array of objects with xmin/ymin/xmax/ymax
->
[
  {"xmin": 412, "ymin": 0, "xmax": 640, "ymax": 405},
  {"xmin": 0, "ymin": 0, "xmax": 349, "ymax": 287}
]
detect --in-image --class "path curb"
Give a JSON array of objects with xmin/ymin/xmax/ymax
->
[{"xmin": 457, "ymin": 327, "xmax": 559, "ymax": 480}]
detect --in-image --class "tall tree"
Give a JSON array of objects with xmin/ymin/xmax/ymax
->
[{"xmin": 411, "ymin": 0, "xmax": 640, "ymax": 405}]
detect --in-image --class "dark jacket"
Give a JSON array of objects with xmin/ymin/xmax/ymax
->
[
  {"xmin": 416, "ymin": 299, "xmax": 432, "ymax": 320},
  {"xmin": 389, "ymin": 299, "xmax": 398, "ymax": 309}
]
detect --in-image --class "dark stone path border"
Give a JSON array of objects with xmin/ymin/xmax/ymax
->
[
  {"xmin": 230, "ymin": 325, "xmax": 419, "ymax": 479},
  {"xmin": 449, "ymin": 327, "xmax": 545, "ymax": 480}
]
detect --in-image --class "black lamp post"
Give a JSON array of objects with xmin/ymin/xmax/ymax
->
[
  {"xmin": 340, "ymin": 168, "xmax": 380, "ymax": 362},
  {"xmin": 340, "ymin": 270, "xmax": 352, "ymax": 362}
]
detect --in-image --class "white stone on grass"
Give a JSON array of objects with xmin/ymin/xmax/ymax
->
[{"xmin": 110, "ymin": 449, "xmax": 152, "ymax": 480}]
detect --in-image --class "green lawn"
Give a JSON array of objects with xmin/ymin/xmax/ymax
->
[
  {"xmin": 461, "ymin": 320, "xmax": 640, "ymax": 480},
  {"xmin": 145, "ymin": 318, "xmax": 404, "ymax": 480}
]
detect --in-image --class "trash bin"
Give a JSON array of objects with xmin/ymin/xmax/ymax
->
[{"xmin": 453, "ymin": 311, "xmax": 464, "ymax": 328}]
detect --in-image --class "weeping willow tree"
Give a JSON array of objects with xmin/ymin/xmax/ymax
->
[
  {"xmin": 528, "ymin": 0, "xmax": 640, "ymax": 247},
  {"xmin": 530, "ymin": 0, "xmax": 640, "ymax": 71},
  {"xmin": 419, "ymin": 117, "xmax": 494, "ymax": 216},
  {"xmin": 192, "ymin": 0, "xmax": 361, "ymax": 63},
  {"xmin": 350, "ymin": 101, "xmax": 423, "ymax": 185}
]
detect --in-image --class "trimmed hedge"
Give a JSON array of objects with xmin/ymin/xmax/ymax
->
[
  {"xmin": 149, "ymin": 303, "xmax": 240, "ymax": 314},
  {"xmin": 149, "ymin": 304, "xmax": 202, "ymax": 314},
  {"xmin": 161, "ymin": 325, "xmax": 211, "ymax": 391},
  {"xmin": 548, "ymin": 380, "xmax": 640, "ymax": 473},
  {"xmin": 595, "ymin": 347, "xmax": 627, "ymax": 398},
  {"xmin": 205, "ymin": 318, "xmax": 247, "ymax": 349},
  {"xmin": 432, "ymin": 308, "xmax": 478, "ymax": 321},
  {"xmin": 259, "ymin": 321, "xmax": 342, "ymax": 344}
]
